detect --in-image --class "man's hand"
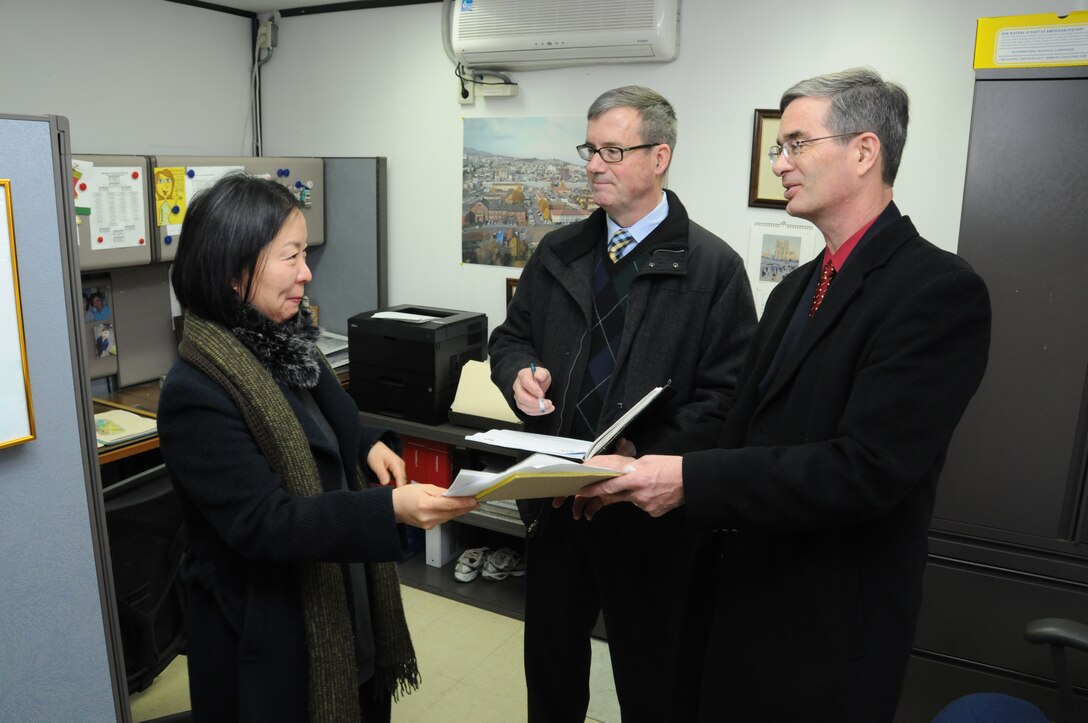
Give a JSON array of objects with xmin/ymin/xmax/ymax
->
[
  {"xmin": 578, "ymin": 454, "xmax": 685, "ymax": 518},
  {"xmin": 514, "ymin": 365, "xmax": 555, "ymax": 416},
  {"xmin": 392, "ymin": 484, "xmax": 478, "ymax": 529},
  {"xmin": 367, "ymin": 441, "xmax": 408, "ymax": 487},
  {"xmin": 564, "ymin": 437, "xmax": 636, "ymax": 520}
]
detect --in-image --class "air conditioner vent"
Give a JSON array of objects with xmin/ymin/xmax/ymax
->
[
  {"xmin": 457, "ymin": 0, "xmax": 657, "ymax": 39},
  {"xmin": 452, "ymin": 0, "xmax": 679, "ymax": 71}
]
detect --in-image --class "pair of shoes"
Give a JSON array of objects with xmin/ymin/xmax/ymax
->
[
  {"xmin": 454, "ymin": 546, "xmax": 489, "ymax": 582},
  {"xmin": 482, "ymin": 547, "xmax": 525, "ymax": 581}
]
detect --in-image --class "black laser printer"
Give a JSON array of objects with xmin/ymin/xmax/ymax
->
[{"xmin": 348, "ymin": 305, "xmax": 487, "ymax": 425}]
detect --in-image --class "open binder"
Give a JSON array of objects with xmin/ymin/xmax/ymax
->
[
  {"xmin": 444, "ymin": 453, "xmax": 622, "ymax": 501},
  {"xmin": 445, "ymin": 383, "xmax": 672, "ymax": 500},
  {"xmin": 464, "ymin": 383, "xmax": 672, "ymax": 461}
]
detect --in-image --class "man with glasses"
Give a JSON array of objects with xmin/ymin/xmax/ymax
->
[
  {"xmin": 488, "ymin": 85, "xmax": 756, "ymax": 722},
  {"xmin": 580, "ymin": 68, "xmax": 992, "ymax": 721}
]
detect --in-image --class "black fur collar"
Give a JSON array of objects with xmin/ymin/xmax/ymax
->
[{"xmin": 231, "ymin": 305, "xmax": 322, "ymax": 389}]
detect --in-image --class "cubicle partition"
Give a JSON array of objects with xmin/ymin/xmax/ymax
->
[
  {"xmin": 70, "ymin": 154, "xmax": 384, "ymax": 390},
  {"xmin": 149, "ymin": 155, "xmax": 327, "ymax": 262}
]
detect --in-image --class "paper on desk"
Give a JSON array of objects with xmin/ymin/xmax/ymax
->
[
  {"xmin": 371, "ymin": 310, "xmax": 439, "ymax": 323},
  {"xmin": 316, "ymin": 329, "xmax": 350, "ymax": 369},
  {"xmin": 444, "ymin": 453, "xmax": 622, "ymax": 501},
  {"xmin": 94, "ymin": 409, "xmax": 157, "ymax": 446},
  {"xmin": 315, "ymin": 329, "xmax": 348, "ymax": 355}
]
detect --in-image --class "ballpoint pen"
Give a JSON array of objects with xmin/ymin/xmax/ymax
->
[{"xmin": 530, "ymin": 362, "xmax": 546, "ymax": 413}]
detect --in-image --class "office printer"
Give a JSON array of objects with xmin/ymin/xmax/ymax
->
[{"xmin": 348, "ymin": 305, "xmax": 487, "ymax": 425}]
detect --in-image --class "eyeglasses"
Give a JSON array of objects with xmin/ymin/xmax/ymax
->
[
  {"xmin": 768, "ymin": 132, "xmax": 864, "ymax": 163},
  {"xmin": 576, "ymin": 143, "xmax": 659, "ymax": 163}
]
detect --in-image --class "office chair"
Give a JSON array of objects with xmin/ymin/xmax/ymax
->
[
  {"xmin": 931, "ymin": 617, "xmax": 1088, "ymax": 723},
  {"xmin": 1025, "ymin": 618, "xmax": 1088, "ymax": 723},
  {"xmin": 104, "ymin": 464, "xmax": 189, "ymax": 694}
]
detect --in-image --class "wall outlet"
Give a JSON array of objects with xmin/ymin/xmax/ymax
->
[
  {"xmin": 458, "ymin": 75, "xmax": 475, "ymax": 105},
  {"xmin": 256, "ymin": 21, "xmax": 276, "ymax": 50}
]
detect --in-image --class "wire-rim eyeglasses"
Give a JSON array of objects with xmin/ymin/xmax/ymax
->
[{"xmin": 768, "ymin": 132, "xmax": 864, "ymax": 163}]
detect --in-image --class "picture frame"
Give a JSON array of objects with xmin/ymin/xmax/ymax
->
[
  {"xmin": 748, "ymin": 109, "xmax": 788, "ymax": 209},
  {"xmin": 746, "ymin": 220, "xmax": 818, "ymax": 318},
  {"xmin": 506, "ymin": 277, "xmax": 519, "ymax": 305},
  {"xmin": 0, "ymin": 180, "xmax": 36, "ymax": 449}
]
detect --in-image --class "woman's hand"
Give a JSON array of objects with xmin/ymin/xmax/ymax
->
[
  {"xmin": 367, "ymin": 441, "xmax": 408, "ymax": 487},
  {"xmin": 392, "ymin": 484, "xmax": 478, "ymax": 529}
]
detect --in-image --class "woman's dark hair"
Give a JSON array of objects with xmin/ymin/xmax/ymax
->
[{"xmin": 171, "ymin": 173, "xmax": 302, "ymax": 325}]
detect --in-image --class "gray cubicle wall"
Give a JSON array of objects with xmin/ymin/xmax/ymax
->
[
  {"xmin": 0, "ymin": 114, "xmax": 124, "ymax": 721},
  {"xmin": 304, "ymin": 157, "xmax": 387, "ymax": 335},
  {"xmin": 110, "ymin": 263, "xmax": 178, "ymax": 387}
]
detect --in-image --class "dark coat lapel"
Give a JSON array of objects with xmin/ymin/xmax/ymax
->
[{"xmin": 756, "ymin": 215, "xmax": 919, "ymax": 411}]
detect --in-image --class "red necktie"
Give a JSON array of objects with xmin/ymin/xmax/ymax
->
[{"xmin": 808, "ymin": 260, "xmax": 836, "ymax": 318}]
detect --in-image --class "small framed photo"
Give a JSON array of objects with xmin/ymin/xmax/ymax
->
[
  {"xmin": 749, "ymin": 109, "xmax": 788, "ymax": 209},
  {"xmin": 506, "ymin": 277, "xmax": 519, "ymax": 305}
]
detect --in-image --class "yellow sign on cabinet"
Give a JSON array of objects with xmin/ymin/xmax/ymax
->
[{"xmin": 975, "ymin": 12, "xmax": 1088, "ymax": 69}]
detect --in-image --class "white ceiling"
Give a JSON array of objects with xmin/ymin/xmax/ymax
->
[
  {"xmin": 204, "ymin": 0, "xmax": 340, "ymax": 14},
  {"xmin": 216, "ymin": 0, "xmax": 328, "ymax": 11},
  {"xmin": 195, "ymin": 0, "xmax": 435, "ymax": 16}
]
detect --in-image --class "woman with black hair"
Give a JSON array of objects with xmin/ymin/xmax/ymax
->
[{"xmin": 158, "ymin": 173, "xmax": 477, "ymax": 722}]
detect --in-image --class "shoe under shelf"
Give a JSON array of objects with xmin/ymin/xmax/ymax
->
[{"xmin": 398, "ymin": 544, "xmax": 526, "ymax": 621}]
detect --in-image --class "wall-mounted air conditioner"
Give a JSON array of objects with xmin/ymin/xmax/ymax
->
[{"xmin": 451, "ymin": 0, "xmax": 680, "ymax": 71}]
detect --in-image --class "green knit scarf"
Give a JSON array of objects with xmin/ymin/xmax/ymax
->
[{"xmin": 179, "ymin": 312, "xmax": 420, "ymax": 721}]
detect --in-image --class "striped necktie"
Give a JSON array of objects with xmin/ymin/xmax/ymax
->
[
  {"xmin": 808, "ymin": 260, "xmax": 836, "ymax": 318},
  {"xmin": 608, "ymin": 228, "xmax": 635, "ymax": 263}
]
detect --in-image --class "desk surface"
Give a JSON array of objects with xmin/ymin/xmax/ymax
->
[
  {"xmin": 95, "ymin": 381, "xmax": 162, "ymax": 465},
  {"xmin": 96, "ymin": 369, "xmax": 350, "ymax": 466}
]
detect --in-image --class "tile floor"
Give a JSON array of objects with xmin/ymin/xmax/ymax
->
[{"xmin": 129, "ymin": 584, "xmax": 620, "ymax": 723}]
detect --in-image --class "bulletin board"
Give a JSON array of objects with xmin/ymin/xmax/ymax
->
[{"xmin": 0, "ymin": 180, "xmax": 36, "ymax": 448}]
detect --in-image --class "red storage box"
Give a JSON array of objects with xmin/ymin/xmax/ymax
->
[{"xmin": 402, "ymin": 435, "xmax": 453, "ymax": 488}]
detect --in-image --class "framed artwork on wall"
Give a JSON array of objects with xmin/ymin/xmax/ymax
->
[
  {"xmin": 749, "ymin": 109, "xmax": 788, "ymax": 209},
  {"xmin": 0, "ymin": 180, "xmax": 36, "ymax": 449}
]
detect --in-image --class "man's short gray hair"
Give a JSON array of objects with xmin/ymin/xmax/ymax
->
[
  {"xmin": 588, "ymin": 85, "xmax": 678, "ymax": 150},
  {"xmin": 781, "ymin": 67, "xmax": 909, "ymax": 185}
]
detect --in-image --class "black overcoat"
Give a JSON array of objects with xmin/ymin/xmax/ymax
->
[
  {"xmin": 158, "ymin": 360, "xmax": 403, "ymax": 721},
  {"xmin": 681, "ymin": 209, "xmax": 992, "ymax": 722}
]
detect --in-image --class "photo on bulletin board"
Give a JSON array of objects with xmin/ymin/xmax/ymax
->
[
  {"xmin": 82, "ymin": 284, "xmax": 113, "ymax": 323},
  {"xmin": 463, "ymin": 116, "xmax": 596, "ymax": 268},
  {"xmin": 94, "ymin": 323, "xmax": 117, "ymax": 359},
  {"xmin": 0, "ymin": 180, "xmax": 36, "ymax": 449},
  {"xmin": 749, "ymin": 109, "xmax": 788, "ymax": 209}
]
